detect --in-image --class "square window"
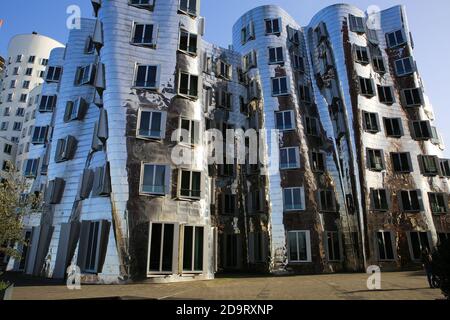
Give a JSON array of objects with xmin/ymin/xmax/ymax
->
[
  {"xmin": 272, "ymin": 76, "xmax": 289, "ymax": 96},
  {"xmin": 349, "ymin": 14, "xmax": 365, "ymax": 33},
  {"xmin": 134, "ymin": 65, "xmax": 158, "ymax": 89},
  {"xmin": 288, "ymin": 231, "xmax": 311, "ymax": 262},
  {"xmin": 179, "ymin": 29, "xmax": 197, "ymax": 55},
  {"xmin": 400, "ymin": 190, "xmax": 423, "ymax": 212},
  {"xmin": 179, "ymin": 0, "xmax": 198, "ymax": 17},
  {"xmin": 46, "ymin": 66, "xmax": 62, "ymax": 82},
  {"xmin": 372, "ymin": 56, "xmax": 386, "ymax": 73},
  {"xmin": 362, "ymin": 111, "xmax": 380, "ymax": 133},
  {"xmin": 280, "ymin": 147, "xmax": 300, "ymax": 170},
  {"xmin": 391, "ymin": 152, "xmax": 412, "ymax": 173},
  {"xmin": 138, "ymin": 110, "xmax": 165, "ymax": 139},
  {"xmin": 178, "ymin": 72, "xmax": 199, "ymax": 98},
  {"xmin": 318, "ymin": 189, "xmax": 336, "ymax": 212},
  {"xmin": 141, "ymin": 164, "xmax": 167, "ymax": 195},
  {"xmin": 283, "ymin": 187, "xmax": 305, "ymax": 211},
  {"xmin": 395, "ymin": 57, "xmax": 415, "ymax": 77},
  {"xmin": 386, "ymin": 29, "xmax": 407, "ymax": 48},
  {"xmin": 132, "ymin": 23, "xmax": 156, "ymax": 46},
  {"xmin": 275, "ymin": 110, "xmax": 294, "ymax": 131},
  {"xmin": 268, "ymin": 47, "xmax": 284, "ymax": 64},
  {"xmin": 359, "ymin": 77, "xmax": 375, "ymax": 96},
  {"xmin": 179, "ymin": 170, "xmax": 201, "ymax": 199},
  {"xmin": 377, "ymin": 86, "xmax": 395, "ymax": 104},
  {"xmin": 354, "ymin": 45, "xmax": 370, "ymax": 64},
  {"xmin": 265, "ymin": 18, "xmax": 281, "ymax": 35},
  {"xmin": 311, "ymin": 151, "xmax": 325, "ymax": 173},
  {"xmin": 367, "ymin": 148, "xmax": 385, "ymax": 171}
]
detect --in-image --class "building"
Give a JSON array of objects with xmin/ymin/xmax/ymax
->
[
  {"xmin": 0, "ymin": 33, "xmax": 64, "ymax": 174},
  {"xmin": 11, "ymin": 1, "xmax": 449, "ymax": 283}
]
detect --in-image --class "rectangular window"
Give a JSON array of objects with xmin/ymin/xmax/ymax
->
[
  {"xmin": 402, "ymin": 88, "xmax": 423, "ymax": 108},
  {"xmin": 132, "ymin": 23, "xmax": 156, "ymax": 47},
  {"xmin": 440, "ymin": 159, "xmax": 450, "ymax": 177},
  {"xmin": 178, "ymin": 72, "xmax": 199, "ymax": 99},
  {"xmin": 287, "ymin": 26, "xmax": 301, "ymax": 44},
  {"xmin": 272, "ymin": 76, "xmax": 289, "ymax": 96},
  {"xmin": 265, "ymin": 18, "xmax": 281, "ymax": 35},
  {"xmin": 216, "ymin": 60, "xmax": 232, "ymax": 80},
  {"xmin": 243, "ymin": 51, "xmax": 257, "ymax": 72},
  {"xmin": 275, "ymin": 110, "xmax": 294, "ymax": 131},
  {"xmin": 223, "ymin": 194, "xmax": 237, "ymax": 215},
  {"xmin": 377, "ymin": 86, "xmax": 394, "ymax": 104},
  {"xmin": 16, "ymin": 108, "xmax": 25, "ymax": 117},
  {"xmin": 141, "ymin": 164, "xmax": 167, "ymax": 195},
  {"xmin": 20, "ymin": 94, "xmax": 28, "ymax": 102},
  {"xmin": 179, "ymin": 118, "xmax": 200, "ymax": 145},
  {"xmin": 391, "ymin": 152, "xmax": 412, "ymax": 173},
  {"xmin": 305, "ymin": 116, "xmax": 319, "ymax": 136},
  {"xmin": 411, "ymin": 120, "xmax": 432, "ymax": 140},
  {"xmin": 359, "ymin": 77, "xmax": 375, "ymax": 96},
  {"xmin": 134, "ymin": 64, "xmax": 159, "ymax": 89},
  {"xmin": 28, "ymin": 56, "xmax": 36, "ymax": 64},
  {"xmin": 16, "ymin": 55, "xmax": 23, "ymax": 63},
  {"xmin": 3, "ymin": 144, "xmax": 13, "ymax": 155},
  {"xmin": 41, "ymin": 58, "xmax": 49, "ymax": 66},
  {"xmin": 129, "ymin": 0, "xmax": 155, "ymax": 9},
  {"xmin": 386, "ymin": 29, "xmax": 406, "ymax": 48},
  {"xmin": 25, "ymin": 68, "xmax": 33, "ymax": 76},
  {"xmin": 362, "ymin": 111, "xmax": 380, "ymax": 133},
  {"xmin": 179, "ymin": 0, "xmax": 198, "ymax": 17},
  {"xmin": 371, "ymin": 189, "xmax": 389, "ymax": 211},
  {"xmin": 418, "ymin": 155, "xmax": 439, "ymax": 176},
  {"xmin": 215, "ymin": 89, "xmax": 232, "ymax": 109},
  {"xmin": 292, "ymin": 53, "xmax": 305, "ymax": 72},
  {"xmin": 408, "ymin": 232, "xmax": 430, "ymax": 261},
  {"xmin": 13, "ymin": 67, "xmax": 19, "ymax": 75},
  {"xmin": 318, "ymin": 190, "xmax": 336, "ymax": 212},
  {"xmin": 46, "ymin": 66, "xmax": 62, "ymax": 82},
  {"xmin": 23, "ymin": 80, "xmax": 30, "ymax": 89},
  {"xmin": 75, "ymin": 64, "xmax": 95, "ymax": 86},
  {"xmin": 137, "ymin": 110, "xmax": 165, "ymax": 139},
  {"xmin": 384, "ymin": 118, "xmax": 403, "ymax": 138},
  {"xmin": 23, "ymin": 158, "xmax": 39, "ymax": 178},
  {"xmin": 325, "ymin": 231, "xmax": 341, "ymax": 261},
  {"xmin": 429, "ymin": 193, "xmax": 448, "ymax": 214},
  {"xmin": 241, "ymin": 21, "xmax": 255, "ymax": 44},
  {"xmin": 298, "ymin": 85, "xmax": 311, "ymax": 103},
  {"xmin": 280, "ymin": 147, "xmax": 300, "ymax": 170},
  {"xmin": 311, "ymin": 151, "xmax": 325, "ymax": 173},
  {"xmin": 367, "ymin": 148, "xmax": 385, "ymax": 171},
  {"xmin": 179, "ymin": 29, "xmax": 198, "ymax": 55},
  {"xmin": 148, "ymin": 223, "xmax": 176, "ymax": 273},
  {"xmin": 372, "ymin": 56, "xmax": 386, "ymax": 73},
  {"xmin": 182, "ymin": 225, "xmax": 204, "ymax": 272},
  {"xmin": 64, "ymin": 97, "xmax": 88, "ymax": 122},
  {"xmin": 376, "ymin": 231, "xmax": 395, "ymax": 261},
  {"xmin": 283, "ymin": 187, "xmax": 305, "ymax": 211},
  {"xmin": 288, "ymin": 231, "xmax": 311, "ymax": 262},
  {"xmin": 354, "ymin": 45, "xmax": 369, "ymax": 64},
  {"xmin": 7, "ymin": 94, "xmax": 13, "ymax": 102},
  {"xmin": 400, "ymin": 190, "xmax": 423, "ymax": 212},
  {"xmin": 10, "ymin": 80, "xmax": 16, "ymax": 88},
  {"xmin": 179, "ymin": 170, "xmax": 201, "ymax": 199},
  {"xmin": 1, "ymin": 122, "xmax": 9, "ymax": 131},
  {"xmin": 31, "ymin": 126, "xmax": 48, "ymax": 144},
  {"xmin": 349, "ymin": 14, "xmax": 365, "ymax": 33},
  {"xmin": 39, "ymin": 95, "xmax": 57, "ymax": 112},
  {"xmin": 13, "ymin": 122, "xmax": 22, "ymax": 131},
  {"xmin": 268, "ymin": 47, "xmax": 284, "ymax": 64},
  {"xmin": 55, "ymin": 136, "xmax": 77, "ymax": 163},
  {"xmin": 394, "ymin": 57, "xmax": 415, "ymax": 77},
  {"xmin": 367, "ymin": 28, "xmax": 379, "ymax": 44}
]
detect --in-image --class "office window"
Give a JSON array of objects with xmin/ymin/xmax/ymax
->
[
  {"xmin": 216, "ymin": 60, "xmax": 232, "ymax": 80},
  {"xmin": 384, "ymin": 118, "xmax": 403, "ymax": 138},
  {"xmin": 64, "ymin": 97, "xmax": 88, "ymax": 122},
  {"xmin": 292, "ymin": 53, "xmax": 305, "ymax": 72},
  {"xmin": 23, "ymin": 80, "xmax": 30, "ymax": 89},
  {"xmin": 179, "ymin": 29, "xmax": 197, "ymax": 55},
  {"xmin": 141, "ymin": 164, "xmax": 167, "ymax": 195},
  {"xmin": 298, "ymin": 85, "xmax": 311, "ymax": 103},
  {"xmin": 377, "ymin": 86, "xmax": 394, "ymax": 104},
  {"xmin": 354, "ymin": 45, "xmax": 369, "ymax": 64},
  {"xmin": 3, "ymin": 144, "xmax": 12, "ymax": 155},
  {"xmin": 288, "ymin": 231, "xmax": 311, "ymax": 262},
  {"xmin": 287, "ymin": 26, "xmax": 301, "ymax": 44},
  {"xmin": 411, "ymin": 120, "xmax": 432, "ymax": 140},
  {"xmin": 0, "ymin": 122, "xmax": 8, "ymax": 131},
  {"xmin": 311, "ymin": 151, "xmax": 325, "ymax": 173},
  {"xmin": 362, "ymin": 111, "xmax": 380, "ymax": 133},
  {"xmin": 241, "ymin": 21, "xmax": 255, "ymax": 44},
  {"xmin": 386, "ymin": 29, "xmax": 407, "ymax": 48},
  {"xmin": 31, "ymin": 126, "xmax": 48, "ymax": 144},
  {"xmin": 359, "ymin": 77, "xmax": 375, "ymax": 96},
  {"xmin": 39, "ymin": 95, "xmax": 57, "ymax": 112},
  {"xmin": 182, "ymin": 225, "xmax": 204, "ymax": 272},
  {"xmin": 408, "ymin": 232, "xmax": 430, "ymax": 261},
  {"xmin": 13, "ymin": 122, "xmax": 22, "ymax": 131},
  {"xmin": 10, "ymin": 80, "xmax": 16, "ymax": 88},
  {"xmin": 129, "ymin": 0, "xmax": 155, "ymax": 9},
  {"xmin": 265, "ymin": 18, "xmax": 281, "ymax": 35},
  {"xmin": 372, "ymin": 56, "xmax": 386, "ymax": 73},
  {"xmin": 391, "ymin": 152, "xmax": 412, "ymax": 173},
  {"xmin": 367, "ymin": 28, "xmax": 379, "ymax": 44},
  {"xmin": 318, "ymin": 190, "xmax": 336, "ymax": 212},
  {"xmin": 400, "ymin": 190, "xmax": 423, "ymax": 212},
  {"xmin": 402, "ymin": 88, "xmax": 423, "ymax": 107},
  {"xmin": 418, "ymin": 155, "xmax": 440, "ymax": 176},
  {"xmin": 440, "ymin": 159, "xmax": 450, "ymax": 177},
  {"xmin": 371, "ymin": 189, "xmax": 389, "ymax": 211},
  {"xmin": 179, "ymin": 118, "xmax": 200, "ymax": 145},
  {"xmin": 132, "ymin": 23, "xmax": 157, "ymax": 47},
  {"xmin": 268, "ymin": 47, "xmax": 284, "ymax": 64},
  {"xmin": 23, "ymin": 158, "xmax": 39, "ymax": 178},
  {"xmin": 222, "ymin": 194, "xmax": 237, "ymax": 215},
  {"xmin": 179, "ymin": 0, "xmax": 198, "ymax": 17},
  {"xmin": 92, "ymin": 163, "xmax": 111, "ymax": 197},
  {"xmin": 216, "ymin": 89, "xmax": 232, "ymax": 109},
  {"xmin": 13, "ymin": 67, "xmax": 19, "ymax": 75},
  {"xmin": 28, "ymin": 56, "xmax": 36, "ymax": 64},
  {"xmin": 148, "ymin": 223, "xmax": 175, "ymax": 273},
  {"xmin": 376, "ymin": 231, "xmax": 395, "ymax": 261},
  {"xmin": 41, "ymin": 58, "xmax": 49, "ymax": 66},
  {"xmin": 3, "ymin": 108, "xmax": 11, "ymax": 117},
  {"xmin": 349, "ymin": 14, "xmax": 365, "ymax": 33},
  {"xmin": 275, "ymin": 110, "xmax": 294, "ymax": 131},
  {"xmin": 55, "ymin": 136, "xmax": 78, "ymax": 163},
  {"xmin": 367, "ymin": 148, "xmax": 385, "ymax": 171},
  {"xmin": 75, "ymin": 64, "xmax": 95, "ymax": 86},
  {"xmin": 325, "ymin": 231, "xmax": 341, "ymax": 261},
  {"xmin": 134, "ymin": 65, "xmax": 159, "ymax": 89},
  {"xmin": 20, "ymin": 94, "xmax": 28, "ymax": 102},
  {"xmin": 429, "ymin": 193, "xmax": 448, "ymax": 214},
  {"xmin": 283, "ymin": 187, "xmax": 305, "ymax": 211},
  {"xmin": 7, "ymin": 94, "xmax": 13, "ymax": 102},
  {"xmin": 179, "ymin": 170, "xmax": 201, "ymax": 199},
  {"xmin": 16, "ymin": 108, "xmax": 25, "ymax": 117},
  {"xmin": 137, "ymin": 109, "xmax": 166, "ymax": 139},
  {"xmin": 24, "ymin": 68, "xmax": 33, "ymax": 76},
  {"xmin": 77, "ymin": 220, "xmax": 110, "ymax": 273},
  {"xmin": 394, "ymin": 57, "xmax": 415, "ymax": 77},
  {"xmin": 272, "ymin": 76, "xmax": 288, "ymax": 96},
  {"xmin": 16, "ymin": 55, "xmax": 23, "ymax": 63},
  {"xmin": 178, "ymin": 72, "xmax": 199, "ymax": 99},
  {"xmin": 243, "ymin": 51, "xmax": 257, "ymax": 72},
  {"xmin": 305, "ymin": 116, "xmax": 319, "ymax": 136}
]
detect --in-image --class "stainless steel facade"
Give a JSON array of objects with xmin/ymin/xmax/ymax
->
[{"xmin": 12, "ymin": 2, "xmax": 449, "ymax": 283}]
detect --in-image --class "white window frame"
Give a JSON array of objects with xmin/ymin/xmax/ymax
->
[
  {"xmin": 177, "ymin": 71, "xmax": 199, "ymax": 99},
  {"xmin": 271, "ymin": 76, "xmax": 289, "ymax": 96},
  {"xmin": 376, "ymin": 231, "xmax": 396, "ymax": 261},
  {"xmin": 129, "ymin": 0, "xmax": 155, "ymax": 10},
  {"xmin": 359, "ymin": 77, "xmax": 375, "ymax": 97},
  {"xmin": 140, "ymin": 163, "xmax": 168, "ymax": 195},
  {"xmin": 377, "ymin": 85, "xmax": 395, "ymax": 104},
  {"xmin": 133, "ymin": 64, "xmax": 160, "ymax": 90},
  {"xmin": 353, "ymin": 45, "xmax": 370, "ymax": 64},
  {"xmin": 349, "ymin": 14, "xmax": 365, "ymax": 33},
  {"xmin": 178, "ymin": 117, "xmax": 200, "ymax": 146},
  {"xmin": 268, "ymin": 46, "xmax": 284, "ymax": 64},
  {"xmin": 137, "ymin": 109, "xmax": 166, "ymax": 140},
  {"xmin": 178, "ymin": 28, "xmax": 198, "ymax": 55},
  {"xmin": 131, "ymin": 22, "xmax": 158, "ymax": 47},
  {"xmin": 287, "ymin": 230, "xmax": 312, "ymax": 263},
  {"xmin": 178, "ymin": 169, "xmax": 202, "ymax": 200},
  {"xmin": 394, "ymin": 57, "xmax": 415, "ymax": 77},
  {"xmin": 275, "ymin": 110, "xmax": 294, "ymax": 131},
  {"xmin": 283, "ymin": 187, "xmax": 305, "ymax": 211},
  {"xmin": 181, "ymin": 225, "xmax": 206, "ymax": 274},
  {"xmin": 265, "ymin": 18, "xmax": 281, "ymax": 35},
  {"xmin": 367, "ymin": 148, "xmax": 385, "ymax": 171},
  {"xmin": 280, "ymin": 147, "xmax": 300, "ymax": 170},
  {"xmin": 178, "ymin": 0, "xmax": 198, "ymax": 17}
]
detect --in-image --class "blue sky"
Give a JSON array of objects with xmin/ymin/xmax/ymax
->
[{"xmin": 1, "ymin": 0, "xmax": 449, "ymax": 156}]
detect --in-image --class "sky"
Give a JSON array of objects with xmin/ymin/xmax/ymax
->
[{"xmin": 0, "ymin": 0, "xmax": 449, "ymax": 156}]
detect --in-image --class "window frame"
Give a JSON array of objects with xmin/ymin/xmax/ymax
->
[
  {"xmin": 428, "ymin": 192, "xmax": 448, "ymax": 214},
  {"xmin": 271, "ymin": 76, "xmax": 289, "ymax": 96},
  {"xmin": 394, "ymin": 57, "xmax": 415, "ymax": 77},
  {"xmin": 147, "ymin": 222, "xmax": 178, "ymax": 275},
  {"xmin": 367, "ymin": 148, "xmax": 385, "ymax": 172},
  {"xmin": 325, "ymin": 231, "xmax": 342, "ymax": 262},
  {"xmin": 384, "ymin": 117, "xmax": 403, "ymax": 138},
  {"xmin": 275, "ymin": 110, "xmax": 295, "ymax": 131},
  {"xmin": 181, "ymin": 225, "xmax": 205, "ymax": 274},
  {"xmin": 287, "ymin": 230, "xmax": 312, "ymax": 263},
  {"xmin": 376, "ymin": 231, "xmax": 396, "ymax": 261},
  {"xmin": 177, "ymin": 71, "xmax": 199, "ymax": 99},
  {"xmin": 178, "ymin": 169, "xmax": 202, "ymax": 200},
  {"xmin": 265, "ymin": 18, "xmax": 281, "ymax": 35},
  {"xmin": 359, "ymin": 77, "xmax": 375, "ymax": 97},
  {"xmin": 283, "ymin": 187, "xmax": 305, "ymax": 212},
  {"xmin": 178, "ymin": 28, "xmax": 198, "ymax": 56},
  {"xmin": 140, "ymin": 163, "xmax": 168, "ymax": 196},
  {"xmin": 133, "ymin": 64, "xmax": 160, "ymax": 90},
  {"xmin": 268, "ymin": 46, "xmax": 284, "ymax": 65},
  {"xmin": 137, "ymin": 109, "xmax": 166, "ymax": 140},
  {"xmin": 131, "ymin": 22, "xmax": 158, "ymax": 48},
  {"xmin": 178, "ymin": 117, "xmax": 200, "ymax": 146},
  {"xmin": 370, "ymin": 188, "xmax": 390, "ymax": 212},
  {"xmin": 386, "ymin": 29, "xmax": 407, "ymax": 48}
]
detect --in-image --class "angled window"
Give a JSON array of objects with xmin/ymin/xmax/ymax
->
[
  {"xmin": 243, "ymin": 51, "xmax": 257, "ymax": 72},
  {"xmin": 46, "ymin": 66, "xmax": 62, "ymax": 82},
  {"xmin": 45, "ymin": 178, "xmax": 65, "ymax": 205},
  {"xmin": 315, "ymin": 22, "xmax": 328, "ymax": 42},
  {"xmin": 179, "ymin": 118, "xmax": 200, "ymax": 145},
  {"xmin": 41, "ymin": 58, "xmax": 49, "ymax": 66},
  {"xmin": 13, "ymin": 67, "xmax": 19, "ymax": 75},
  {"xmin": 16, "ymin": 54, "xmax": 23, "ymax": 63},
  {"xmin": 134, "ymin": 64, "xmax": 159, "ymax": 90},
  {"xmin": 39, "ymin": 95, "xmax": 57, "ymax": 112},
  {"xmin": 64, "ymin": 97, "xmax": 88, "ymax": 122},
  {"xmin": 241, "ymin": 21, "xmax": 255, "ymax": 45},
  {"xmin": 377, "ymin": 86, "xmax": 394, "ymax": 104},
  {"xmin": 92, "ymin": 163, "xmax": 111, "ymax": 197},
  {"xmin": 179, "ymin": 170, "xmax": 201, "ymax": 200},
  {"xmin": 394, "ymin": 57, "xmax": 415, "ymax": 77},
  {"xmin": 178, "ymin": 72, "xmax": 199, "ymax": 99},
  {"xmin": 349, "ymin": 14, "xmax": 365, "ymax": 33},
  {"xmin": 318, "ymin": 189, "xmax": 336, "ymax": 212},
  {"xmin": 3, "ymin": 144, "xmax": 13, "ymax": 155},
  {"xmin": 85, "ymin": 36, "xmax": 95, "ymax": 54},
  {"xmin": 179, "ymin": 0, "xmax": 198, "ymax": 17},
  {"xmin": 216, "ymin": 60, "xmax": 232, "ymax": 80},
  {"xmin": 23, "ymin": 80, "xmax": 30, "ymax": 89},
  {"xmin": 78, "ymin": 220, "xmax": 110, "ymax": 274},
  {"xmin": 288, "ymin": 231, "xmax": 311, "ymax": 262},
  {"xmin": 23, "ymin": 158, "xmax": 39, "ymax": 178},
  {"xmin": 275, "ymin": 110, "xmax": 294, "ymax": 131},
  {"xmin": 25, "ymin": 68, "xmax": 33, "ymax": 76},
  {"xmin": 182, "ymin": 225, "xmax": 204, "ymax": 273},
  {"xmin": 268, "ymin": 46, "xmax": 284, "ymax": 64},
  {"xmin": 429, "ymin": 193, "xmax": 448, "ymax": 214},
  {"xmin": 362, "ymin": 111, "xmax": 380, "ymax": 133},
  {"xmin": 179, "ymin": 29, "xmax": 197, "ymax": 55},
  {"xmin": 16, "ymin": 108, "xmax": 25, "ymax": 117},
  {"xmin": 376, "ymin": 231, "xmax": 395, "ymax": 261},
  {"xmin": 31, "ymin": 126, "xmax": 48, "ymax": 144},
  {"xmin": 410, "ymin": 120, "xmax": 432, "ymax": 140},
  {"xmin": 408, "ymin": 231, "xmax": 430, "ymax": 261},
  {"xmin": 384, "ymin": 118, "xmax": 403, "ymax": 138},
  {"xmin": 221, "ymin": 193, "xmax": 237, "ymax": 215},
  {"xmin": 367, "ymin": 148, "xmax": 385, "ymax": 171},
  {"xmin": 215, "ymin": 89, "xmax": 232, "ymax": 109},
  {"xmin": 272, "ymin": 76, "xmax": 289, "ymax": 96},
  {"xmin": 287, "ymin": 26, "xmax": 301, "ymax": 44},
  {"xmin": 400, "ymin": 190, "xmax": 423, "ymax": 212},
  {"xmin": 372, "ymin": 56, "xmax": 386, "ymax": 73},
  {"xmin": 305, "ymin": 116, "xmax": 319, "ymax": 136},
  {"xmin": 325, "ymin": 231, "xmax": 341, "ymax": 261},
  {"xmin": 141, "ymin": 164, "xmax": 168, "ymax": 195},
  {"xmin": 265, "ymin": 18, "xmax": 281, "ymax": 35},
  {"xmin": 75, "ymin": 64, "xmax": 96, "ymax": 86},
  {"xmin": 147, "ymin": 223, "xmax": 176, "ymax": 274},
  {"xmin": 13, "ymin": 122, "xmax": 22, "ymax": 131},
  {"xmin": 132, "ymin": 23, "xmax": 157, "ymax": 47},
  {"xmin": 402, "ymin": 88, "xmax": 423, "ymax": 107},
  {"xmin": 439, "ymin": 159, "xmax": 450, "ymax": 177},
  {"xmin": 292, "ymin": 53, "xmax": 305, "ymax": 72},
  {"xmin": 55, "ymin": 136, "xmax": 78, "ymax": 163},
  {"xmin": 129, "ymin": 0, "xmax": 155, "ymax": 10},
  {"xmin": 367, "ymin": 29, "xmax": 379, "ymax": 44},
  {"xmin": 137, "ymin": 109, "xmax": 166, "ymax": 139},
  {"xmin": 20, "ymin": 94, "xmax": 28, "ymax": 102},
  {"xmin": 311, "ymin": 151, "xmax": 325, "ymax": 173},
  {"xmin": 280, "ymin": 147, "xmax": 300, "ymax": 170},
  {"xmin": 359, "ymin": 77, "xmax": 375, "ymax": 97},
  {"xmin": 386, "ymin": 29, "xmax": 407, "ymax": 48},
  {"xmin": 283, "ymin": 187, "xmax": 305, "ymax": 211},
  {"xmin": 391, "ymin": 152, "xmax": 412, "ymax": 173},
  {"xmin": 298, "ymin": 85, "xmax": 311, "ymax": 103},
  {"xmin": 10, "ymin": 80, "xmax": 16, "ymax": 89},
  {"xmin": 354, "ymin": 45, "xmax": 370, "ymax": 64},
  {"xmin": 371, "ymin": 189, "xmax": 389, "ymax": 211},
  {"xmin": 418, "ymin": 155, "xmax": 440, "ymax": 176}
]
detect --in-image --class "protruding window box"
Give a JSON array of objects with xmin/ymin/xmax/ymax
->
[
  {"xmin": 133, "ymin": 64, "xmax": 160, "ymax": 91},
  {"xmin": 394, "ymin": 57, "xmax": 416, "ymax": 77},
  {"xmin": 177, "ymin": 72, "xmax": 200, "ymax": 100},
  {"xmin": 178, "ymin": 0, "xmax": 199, "ymax": 18},
  {"xmin": 45, "ymin": 178, "xmax": 66, "ymax": 205},
  {"xmin": 64, "ymin": 97, "xmax": 88, "ymax": 122},
  {"xmin": 55, "ymin": 136, "xmax": 78, "ymax": 163},
  {"xmin": 140, "ymin": 164, "xmax": 170, "ymax": 196},
  {"xmin": 137, "ymin": 109, "xmax": 166, "ymax": 140},
  {"xmin": 131, "ymin": 23, "xmax": 158, "ymax": 48},
  {"xmin": 178, "ymin": 170, "xmax": 202, "ymax": 201},
  {"xmin": 178, "ymin": 29, "xmax": 197, "ymax": 56},
  {"xmin": 46, "ymin": 66, "xmax": 62, "ymax": 83},
  {"xmin": 39, "ymin": 95, "xmax": 57, "ymax": 113},
  {"xmin": 31, "ymin": 126, "xmax": 49, "ymax": 145},
  {"xmin": 128, "ymin": 0, "xmax": 155, "ymax": 11}
]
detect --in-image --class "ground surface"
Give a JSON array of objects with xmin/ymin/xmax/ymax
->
[{"xmin": 7, "ymin": 271, "xmax": 444, "ymax": 300}]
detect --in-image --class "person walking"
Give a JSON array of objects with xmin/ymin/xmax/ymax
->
[{"xmin": 420, "ymin": 247, "xmax": 434, "ymax": 288}]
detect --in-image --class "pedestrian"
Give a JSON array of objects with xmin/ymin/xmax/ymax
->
[{"xmin": 420, "ymin": 247, "xmax": 433, "ymax": 288}]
